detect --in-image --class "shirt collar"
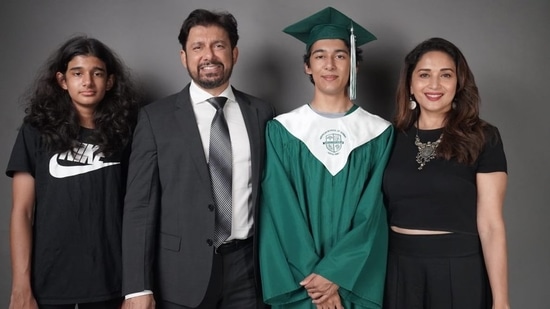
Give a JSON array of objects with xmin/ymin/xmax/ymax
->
[{"xmin": 189, "ymin": 81, "xmax": 236, "ymax": 105}]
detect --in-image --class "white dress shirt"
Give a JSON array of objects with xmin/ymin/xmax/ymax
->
[{"xmin": 189, "ymin": 81, "xmax": 253, "ymax": 241}]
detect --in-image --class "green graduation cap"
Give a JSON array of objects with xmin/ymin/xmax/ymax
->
[
  {"xmin": 283, "ymin": 6, "xmax": 377, "ymax": 100},
  {"xmin": 283, "ymin": 6, "xmax": 376, "ymax": 51}
]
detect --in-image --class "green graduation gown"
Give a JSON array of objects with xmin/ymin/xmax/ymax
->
[{"xmin": 259, "ymin": 104, "xmax": 393, "ymax": 308}]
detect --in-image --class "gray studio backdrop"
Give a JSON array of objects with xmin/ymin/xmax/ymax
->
[{"xmin": 1, "ymin": 0, "xmax": 548, "ymax": 307}]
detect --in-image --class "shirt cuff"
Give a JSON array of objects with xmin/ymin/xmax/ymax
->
[{"xmin": 125, "ymin": 290, "xmax": 153, "ymax": 299}]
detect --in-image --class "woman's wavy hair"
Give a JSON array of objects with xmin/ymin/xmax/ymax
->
[
  {"xmin": 394, "ymin": 37, "xmax": 489, "ymax": 165},
  {"xmin": 23, "ymin": 35, "xmax": 140, "ymax": 156}
]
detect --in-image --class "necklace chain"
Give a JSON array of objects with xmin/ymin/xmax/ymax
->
[{"xmin": 415, "ymin": 130, "xmax": 443, "ymax": 170}]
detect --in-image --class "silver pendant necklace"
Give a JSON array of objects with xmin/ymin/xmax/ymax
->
[{"xmin": 415, "ymin": 127, "xmax": 443, "ymax": 170}]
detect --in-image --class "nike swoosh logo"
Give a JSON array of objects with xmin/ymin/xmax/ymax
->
[{"xmin": 49, "ymin": 153, "xmax": 120, "ymax": 178}]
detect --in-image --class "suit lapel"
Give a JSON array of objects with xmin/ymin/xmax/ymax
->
[
  {"xmin": 174, "ymin": 85, "xmax": 211, "ymax": 184},
  {"xmin": 233, "ymin": 88, "xmax": 262, "ymax": 203}
]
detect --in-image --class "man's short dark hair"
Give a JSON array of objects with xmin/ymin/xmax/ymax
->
[{"xmin": 178, "ymin": 9, "xmax": 239, "ymax": 50}]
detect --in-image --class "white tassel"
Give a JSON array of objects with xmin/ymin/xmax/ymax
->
[{"xmin": 349, "ymin": 24, "xmax": 357, "ymax": 100}]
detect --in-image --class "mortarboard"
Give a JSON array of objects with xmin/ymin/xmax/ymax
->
[{"xmin": 283, "ymin": 7, "xmax": 377, "ymax": 100}]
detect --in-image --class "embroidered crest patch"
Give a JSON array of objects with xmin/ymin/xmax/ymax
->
[{"xmin": 321, "ymin": 130, "xmax": 346, "ymax": 155}]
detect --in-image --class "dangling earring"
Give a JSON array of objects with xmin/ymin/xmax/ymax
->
[
  {"xmin": 452, "ymin": 100, "xmax": 457, "ymax": 110},
  {"xmin": 409, "ymin": 95, "xmax": 417, "ymax": 110}
]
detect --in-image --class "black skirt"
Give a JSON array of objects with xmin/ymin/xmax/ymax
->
[{"xmin": 384, "ymin": 230, "xmax": 492, "ymax": 309}]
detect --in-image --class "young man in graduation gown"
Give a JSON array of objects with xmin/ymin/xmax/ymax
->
[{"xmin": 258, "ymin": 7, "xmax": 393, "ymax": 309}]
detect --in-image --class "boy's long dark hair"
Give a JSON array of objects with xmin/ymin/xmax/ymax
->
[{"xmin": 23, "ymin": 35, "xmax": 140, "ymax": 156}]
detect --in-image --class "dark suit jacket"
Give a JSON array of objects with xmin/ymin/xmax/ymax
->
[{"xmin": 122, "ymin": 85, "xmax": 273, "ymax": 307}]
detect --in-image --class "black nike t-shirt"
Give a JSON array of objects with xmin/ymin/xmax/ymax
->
[{"xmin": 6, "ymin": 123, "xmax": 127, "ymax": 304}]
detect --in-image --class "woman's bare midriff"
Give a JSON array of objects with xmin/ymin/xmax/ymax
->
[{"xmin": 391, "ymin": 226, "xmax": 452, "ymax": 235}]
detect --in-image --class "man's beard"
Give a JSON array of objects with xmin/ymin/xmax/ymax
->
[{"xmin": 190, "ymin": 61, "xmax": 233, "ymax": 89}]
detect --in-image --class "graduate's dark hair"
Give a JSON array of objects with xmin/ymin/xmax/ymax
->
[
  {"xmin": 23, "ymin": 35, "xmax": 140, "ymax": 156},
  {"xmin": 394, "ymin": 37, "xmax": 491, "ymax": 165},
  {"xmin": 178, "ymin": 9, "xmax": 239, "ymax": 50},
  {"xmin": 303, "ymin": 40, "xmax": 363, "ymax": 85}
]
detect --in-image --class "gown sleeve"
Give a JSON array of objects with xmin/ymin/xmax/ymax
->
[{"xmin": 259, "ymin": 120, "xmax": 321, "ymax": 305}]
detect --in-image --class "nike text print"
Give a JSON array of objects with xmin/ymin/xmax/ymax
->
[{"xmin": 49, "ymin": 143, "xmax": 120, "ymax": 178}]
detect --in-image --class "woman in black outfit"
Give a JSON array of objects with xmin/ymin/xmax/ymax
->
[{"xmin": 383, "ymin": 37, "xmax": 509, "ymax": 309}]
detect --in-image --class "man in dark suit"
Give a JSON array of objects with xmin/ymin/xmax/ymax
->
[{"xmin": 121, "ymin": 9, "xmax": 274, "ymax": 309}]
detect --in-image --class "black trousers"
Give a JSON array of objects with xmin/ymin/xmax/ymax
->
[
  {"xmin": 160, "ymin": 239, "xmax": 264, "ymax": 309},
  {"xmin": 39, "ymin": 298, "xmax": 122, "ymax": 309},
  {"xmin": 384, "ymin": 231, "xmax": 492, "ymax": 309}
]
